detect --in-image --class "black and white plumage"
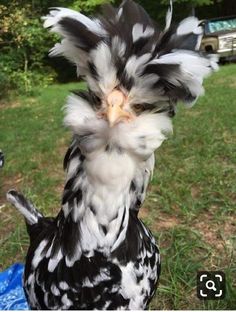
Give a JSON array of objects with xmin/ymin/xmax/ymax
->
[
  {"xmin": 0, "ymin": 150, "xmax": 4, "ymax": 168},
  {"xmin": 7, "ymin": 0, "xmax": 218, "ymax": 310}
]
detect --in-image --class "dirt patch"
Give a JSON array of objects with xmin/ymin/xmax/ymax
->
[
  {"xmin": 194, "ymin": 220, "xmax": 224, "ymax": 250},
  {"xmin": 223, "ymin": 216, "xmax": 236, "ymax": 236},
  {"xmin": 155, "ymin": 214, "xmax": 180, "ymax": 231},
  {"xmin": 0, "ymin": 100, "xmax": 22, "ymax": 109},
  {"xmin": 139, "ymin": 206, "xmax": 149, "ymax": 219},
  {"xmin": 191, "ymin": 185, "xmax": 202, "ymax": 199},
  {"xmin": 194, "ymin": 212, "xmax": 236, "ymax": 254},
  {"xmin": 0, "ymin": 173, "xmax": 23, "ymax": 202},
  {"xmin": 139, "ymin": 207, "xmax": 181, "ymax": 232}
]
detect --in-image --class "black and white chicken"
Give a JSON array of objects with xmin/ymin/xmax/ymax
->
[{"xmin": 7, "ymin": 0, "xmax": 218, "ymax": 309}]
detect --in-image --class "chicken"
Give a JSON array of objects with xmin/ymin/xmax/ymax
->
[{"xmin": 7, "ymin": 0, "xmax": 218, "ymax": 309}]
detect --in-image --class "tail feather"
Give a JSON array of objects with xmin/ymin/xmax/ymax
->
[{"xmin": 6, "ymin": 190, "xmax": 43, "ymax": 225}]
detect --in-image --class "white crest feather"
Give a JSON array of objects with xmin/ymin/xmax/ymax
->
[
  {"xmin": 164, "ymin": 0, "xmax": 173, "ymax": 31},
  {"xmin": 177, "ymin": 16, "xmax": 202, "ymax": 35},
  {"xmin": 43, "ymin": 7, "xmax": 107, "ymax": 36},
  {"xmin": 132, "ymin": 23, "xmax": 155, "ymax": 42},
  {"xmin": 91, "ymin": 42, "xmax": 118, "ymax": 95}
]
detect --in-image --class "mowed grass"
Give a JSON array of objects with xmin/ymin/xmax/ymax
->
[{"xmin": 0, "ymin": 64, "xmax": 236, "ymax": 310}]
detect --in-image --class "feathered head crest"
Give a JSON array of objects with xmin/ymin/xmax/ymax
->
[{"xmin": 43, "ymin": 0, "xmax": 218, "ymax": 107}]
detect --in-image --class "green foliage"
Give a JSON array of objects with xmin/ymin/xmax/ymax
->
[
  {"xmin": 0, "ymin": 1, "xmax": 57, "ymax": 97},
  {"xmin": 69, "ymin": 0, "xmax": 113, "ymax": 11},
  {"xmin": 161, "ymin": 0, "xmax": 216, "ymax": 6},
  {"xmin": 0, "ymin": 0, "xmax": 110, "ymax": 98}
]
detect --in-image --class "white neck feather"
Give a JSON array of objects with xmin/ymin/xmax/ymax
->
[{"xmin": 62, "ymin": 94, "xmax": 172, "ymax": 259}]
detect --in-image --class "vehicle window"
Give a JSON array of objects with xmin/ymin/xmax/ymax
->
[{"xmin": 206, "ymin": 18, "xmax": 236, "ymax": 33}]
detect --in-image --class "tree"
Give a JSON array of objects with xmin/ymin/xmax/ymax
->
[
  {"xmin": 0, "ymin": 0, "xmax": 112, "ymax": 97},
  {"xmin": 160, "ymin": 0, "xmax": 224, "ymax": 16},
  {"xmin": 161, "ymin": 0, "xmax": 215, "ymax": 6}
]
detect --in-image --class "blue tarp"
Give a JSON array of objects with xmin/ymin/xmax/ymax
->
[{"xmin": 0, "ymin": 264, "xmax": 29, "ymax": 310}]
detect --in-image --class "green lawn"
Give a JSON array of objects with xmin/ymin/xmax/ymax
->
[{"xmin": 0, "ymin": 64, "xmax": 236, "ymax": 310}]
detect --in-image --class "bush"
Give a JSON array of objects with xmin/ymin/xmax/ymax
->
[
  {"xmin": 0, "ymin": 1, "xmax": 112, "ymax": 98},
  {"xmin": 0, "ymin": 2, "xmax": 58, "ymax": 98}
]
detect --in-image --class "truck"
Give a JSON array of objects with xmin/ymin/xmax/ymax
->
[{"xmin": 200, "ymin": 15, "xmax": 236, "ymax": 62}]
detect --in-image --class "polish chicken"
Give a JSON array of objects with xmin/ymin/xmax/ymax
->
[{"xmin": 7, "ymin": 0, "xmax": 217, "ymax": 309}]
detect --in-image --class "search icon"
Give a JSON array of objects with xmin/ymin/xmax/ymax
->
[{"xmin": 206, "ymin": 280, "xmax": 217, "ymax": 291}]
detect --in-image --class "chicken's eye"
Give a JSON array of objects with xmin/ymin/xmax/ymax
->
[{"xmin": 132, "ymin": 104, "xmax": 145, "ymax": 113}]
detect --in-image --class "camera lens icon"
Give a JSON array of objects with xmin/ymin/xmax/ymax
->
[{"xmin": 197, "ymin": 271, "xmax": 225, "ymax": 300}]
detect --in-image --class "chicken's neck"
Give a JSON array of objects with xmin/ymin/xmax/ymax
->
[{"xmin": 59, "ymin": 140, "xmax": 148, "ymax": 259}]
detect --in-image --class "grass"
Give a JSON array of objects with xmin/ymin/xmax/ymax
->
[{"xmin": 0, "ymin": 64, "xmax": 236, "ymax": 310}]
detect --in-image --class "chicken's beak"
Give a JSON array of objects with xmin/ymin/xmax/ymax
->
[
  {"xmin": 106, "ymin": 104, "xmax": 131, "ymax": 127},
  {"xmin": 106, "ymin": 90, "xmax": 131, "ymax": 127}
]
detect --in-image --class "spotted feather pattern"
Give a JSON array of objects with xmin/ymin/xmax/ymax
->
[
  {"xmin": 19, "ymin": 137, "xmax": 160, "ymax": 310},
  {"xmin": 43, "ymin": 0, "xmax": 218, "ymax": 108}
]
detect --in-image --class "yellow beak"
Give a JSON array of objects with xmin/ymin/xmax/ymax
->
[
  {"xmin": 105, "ymin": 90, "xmax": 131, "ymax": 127},
  {"xmin": 106, "ymin": 104, "xmax": 131, "ymax": 127}
]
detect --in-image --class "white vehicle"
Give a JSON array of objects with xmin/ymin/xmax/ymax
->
[{"xmin": 201, "ymin": 15, "xmax": 236, "ymax": 61}]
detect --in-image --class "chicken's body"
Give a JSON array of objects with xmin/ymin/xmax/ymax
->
[
  {"xmin": 10, "ymin": 135, "xmax": 160, "ymax": 310},
  {"xmin": 24, "ymin": 215, "xmax": 159, "ymax": 310},
  {"xmin": 7, "ymin": 0, "xmax": 218, "ymax": 309}
]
